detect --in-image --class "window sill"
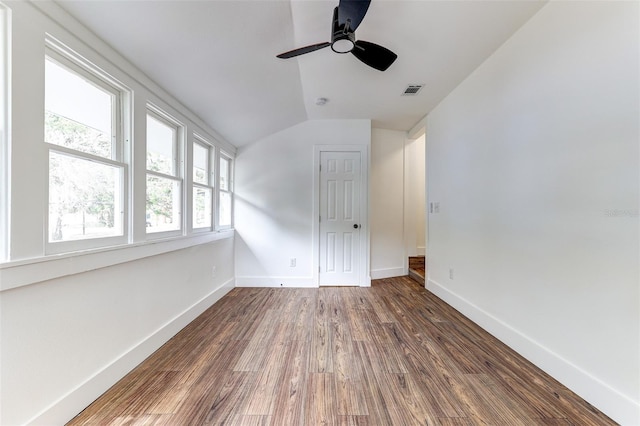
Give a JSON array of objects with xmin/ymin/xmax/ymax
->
[{"xmin": 0, "ymin": 229, "xmax": 234, "ymax": 292}]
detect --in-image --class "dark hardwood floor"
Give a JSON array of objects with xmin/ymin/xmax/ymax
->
[
  {"xmin": 408, "ymin": 256, "xmax": 426, "ymax": 286},
  {"xmin": 68, "ymin": 276, "xmax": 616, "ymax": 425}
]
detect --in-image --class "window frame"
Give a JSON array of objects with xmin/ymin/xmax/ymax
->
[
  {"xmin": 1, "ymin": 11, "xmax": 238, "ymax": 279},
  {"xmin": 217, "ymin": 150, "xmax": 234, "ymax": 230},
  {"xmin": 145, "ymin": 106, "xmax": 184, "ymax": 239},
  {"xmin": 191, "ymin": 135, "xmax": 215, "ymax": 232},
  {"xmin": 43, "ymin": 47, "xmax": 130, "ymax": 255}
]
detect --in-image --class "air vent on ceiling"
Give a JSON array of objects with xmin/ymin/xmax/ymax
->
[{"xmin": 402, "ymin": 84, "xmax": 424, "ymax": 96}]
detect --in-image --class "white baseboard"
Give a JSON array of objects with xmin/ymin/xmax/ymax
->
[
  {"xmin": 234, "ymin": 275, "xmax": 373, "ymax": 288},
  {"xmin": 235, "ymin": 276, "xmax": 316, "ymax": 288},
  {"xmin": 371, "ymin": 267, "xmax": 406, "ymax": 280},
  {"xmin": 427, "ymin": 278, "xmax": 640, "ymax": 426},
  {"xmin": 27, "ymin": 278, "xmax": 235, "ymax": 426}
]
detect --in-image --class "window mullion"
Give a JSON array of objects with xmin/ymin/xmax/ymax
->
[
  {"xmin": 146, "ymin": 169, "xmax": 181, "ymax": 182},
  {"xmin": 193, "ymin": 182, "xmax": 213, "ymax": 190},
  {"xmin": 47, "ymin": 143, "xmax": 125, "ymax": 168}
]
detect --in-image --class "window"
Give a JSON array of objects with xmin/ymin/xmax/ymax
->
[
  {"xmin": 192, "ymin": 138, "xmax": 213, "ymax": 230},
  {"xmin": 44, "ymin": 51, "xmax": 127, "ymax": 252},
  {"xmin": 218, "ymin": 152, "xmax": 233, "ymax": 229},
  {"xmin": 146, "ymin": 110, "xmax": 182, "ymax": 235}
]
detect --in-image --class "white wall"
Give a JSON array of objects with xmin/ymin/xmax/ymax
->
[
  {"xmin": 234, "ymin": 119, "xmax": 371, "ymax": 287},
  {"xmin": 236, "ymin": 124, "xmax": 423, "ymax": 285},
  {"xmin": 370, "ymin": 128, "xmax": 407, "ymax": 278},
  {"xmin": 0, "ymin": 5, "xmax": 8, "ymax": 262},
  {"xmin": 1, "ymin": 240, "xmax": 234, "ymax": 425},
  {"xmin": 1, "ymin": 2, "xmax": 236, "ymax": 424},
  {"xmin": 404, "ymin": 134, "xmax": 426, "ymax": 257},
  {"xmin": 426, "ymin": 2, "xmax": 639, "ymax": 424},
  {"xmin": 370, "ymin": 129, "xmax": 426, "ymax": 279}
]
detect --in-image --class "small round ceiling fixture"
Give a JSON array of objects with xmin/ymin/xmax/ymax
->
[
  {"xmin": 331, "ymin": 38, "xmax": 354, "ymax": 54},
  {"xmin": 316, "ymin": 97, "xmax": 329, "ymax": 106}
]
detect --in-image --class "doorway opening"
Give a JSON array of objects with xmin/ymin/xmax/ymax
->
[{"xmin": 404, "ymin": 133, "xmax": 426, "ymax": 285}]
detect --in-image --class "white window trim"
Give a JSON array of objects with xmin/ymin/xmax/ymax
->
[
  {"xmin": 44, "ymin": 48, "xmax": 130, "ymax": 255},
  {"xmin": 192, "ymin": 135, "xmax": 215, "ymax": 232},
  {"xmin": 145, "ymin": 106, "xmax": 185, "ymax": 240}
]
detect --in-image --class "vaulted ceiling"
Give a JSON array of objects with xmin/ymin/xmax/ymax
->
[{"xmin": 57, "ymin": 0, "xmax": 546, "ymax": 147}]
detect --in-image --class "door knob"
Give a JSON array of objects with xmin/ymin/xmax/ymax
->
[{"xmin": 353, "ymin": 224, "xmax": 360, "ymax": 229}]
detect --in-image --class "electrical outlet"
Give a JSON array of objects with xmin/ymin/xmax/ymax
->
[
  {"xmin": 290, "ymin": 258, "xmax": 296, "ymax": 267},
  {"xmin": 449, "ymin": 268, "xmax": 454, "ymax": 280},
  {"xmin": 211, "ymin": 266, "xmax": 217, "ymax": 278}
]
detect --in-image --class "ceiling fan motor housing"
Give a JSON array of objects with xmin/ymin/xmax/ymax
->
[
  {"xmin": 331, "ymin": 32, "xmax": 355, "ymax": 53},
  {"xmin": 331, "ymin": 6, "xmax": 355, "ymax": 54}
]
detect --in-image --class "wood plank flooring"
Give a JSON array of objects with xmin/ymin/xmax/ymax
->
[
  {"xmin": 408, "ymin": 256, "xmax": 426, "ymax": 286},
  {"xmin": 68, "ymin": 276, "xmax": 617, "ymax": 425}
]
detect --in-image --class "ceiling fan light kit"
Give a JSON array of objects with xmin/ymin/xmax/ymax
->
[
  {"xmin": 277, "ymin": 0, "xmax": 397, "ymax": 72},
  {"xmin": 331, "ymin": 37, "xmax": 355, "ymax": 54}
]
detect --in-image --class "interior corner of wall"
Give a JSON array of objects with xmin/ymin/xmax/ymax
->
[{"xmin": 408, "ymin": 115, "xmax": 427, "ymax": 140}]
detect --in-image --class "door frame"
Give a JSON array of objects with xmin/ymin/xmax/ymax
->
[{"xmin": 313, "ymin": 145, "xmax": 371, "ymax": 287}]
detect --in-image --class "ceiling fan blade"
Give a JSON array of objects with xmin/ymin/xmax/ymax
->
[
  {"xmin": 277, "ymin": 42, "xmax": 331, "ymax": 59},
  {"xmin": 351, "ymin": 40, "xmax": 397, "ymax": 71},
  {"xmin": 338, "ymin": 0, "xmax": 371, "ymax": 31}
]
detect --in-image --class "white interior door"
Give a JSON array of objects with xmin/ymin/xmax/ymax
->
[{"xmin": 319, "ymin": 151, "xmax": 361, "ymax": 286}]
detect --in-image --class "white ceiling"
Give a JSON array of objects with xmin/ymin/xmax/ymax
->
[{"xmin": 57, "ymin": 0, "xmax": 546, "ymax": 147}]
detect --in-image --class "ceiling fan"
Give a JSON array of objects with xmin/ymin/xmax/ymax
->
[{"xmin": 276, "ymin": 0, "xmax": 397, "ymax": 72}]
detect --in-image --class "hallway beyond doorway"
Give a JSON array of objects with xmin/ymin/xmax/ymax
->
[{"xmin": 409, "ymin": 255, "xmax": 425, "ymax": 285}]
